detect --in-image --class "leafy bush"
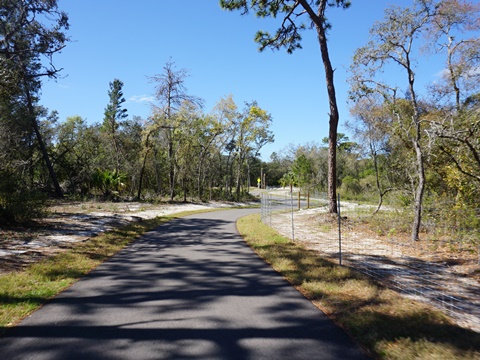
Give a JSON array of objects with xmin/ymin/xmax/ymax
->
[
  {"xmin": 91, "ymin": 169, "xmax": 126, "ymax": 200},
  {"xmin": 0, "ymin": 189, "xmax": 47, "ymax": 223},
  {"xmin": 341, "ymin": 175, "xmax": 362, "ymax": 195}
]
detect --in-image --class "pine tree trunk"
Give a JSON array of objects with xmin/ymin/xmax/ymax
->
[
  {"xmin": 315, "ymin": 6, "xmax": 339, "ymax": 213},
  {"xmin": 24, "ymin": 81, "xmax": 63, "ymax": 198}
]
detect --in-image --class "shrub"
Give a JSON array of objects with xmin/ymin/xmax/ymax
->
[
  {"xmin": 341, "ymin": 175, "xmax": 362, "ymax": 195},
  {"xmin": 0, "ymin": 189, "xmax": 47, "ymax": 223}
]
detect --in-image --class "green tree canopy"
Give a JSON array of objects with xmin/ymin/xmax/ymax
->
[{"xmin": 0, "ymin": 0, "xmax": 69, "ymax": 199}]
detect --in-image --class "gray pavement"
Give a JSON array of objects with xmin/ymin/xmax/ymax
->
[{"xmin": 0, "ymin": 208, "xmax": 369, "ymax": 359}]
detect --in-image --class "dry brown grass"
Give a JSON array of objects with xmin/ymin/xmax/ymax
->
[{"xmin": 237, "ymin": 213, "xmax": 480, "ymax": 360}]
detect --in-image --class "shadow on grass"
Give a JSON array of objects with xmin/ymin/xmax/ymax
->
[
  {"xmin": 0, "ymin": 294, "xmax": 47, "ymax": 307},
  {"xmin": 240, "ymin": 214, "xmax": 480, "ymax": 358},
  {"xmin": 351, "ymin": 311, "xmax": 480, "ymax": 352}
]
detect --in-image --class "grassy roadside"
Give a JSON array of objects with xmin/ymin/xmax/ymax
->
[
  {"xmin": 0, "ymin": 209, "xmax": 216, "ymax": 335},
  {"xmin": 237, "ymin": 213, "xmax": 480, "ymax": 360}
]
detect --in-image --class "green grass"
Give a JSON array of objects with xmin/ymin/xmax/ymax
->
[
  {"xmin": 237, "ymin": 214, "xmax": 480, "ymax": 360},
  {"xmin": 0, "ymin": 209, "xmax": 216, "ymax": 334}
]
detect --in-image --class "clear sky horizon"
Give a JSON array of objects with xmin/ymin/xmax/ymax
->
[{"xmin": 40, "ymin": 1, "xmax": 445, "ymax": 160}]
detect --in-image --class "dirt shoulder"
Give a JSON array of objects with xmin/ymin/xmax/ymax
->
[{"xmin": 267, "ymin": 206, "xmax": 480, "ymax": 333}]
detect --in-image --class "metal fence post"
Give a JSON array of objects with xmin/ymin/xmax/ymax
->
[
  {"xmin": 261, "ymin": 193, "xmax": 264, "ymax": 223},
  {"xmin": 291, "ymin": 190, "xmax": 295, "ymax": 241},
  {"xmin": 269, "ymin": 193, "xmax": 272, "ymax": 227}
]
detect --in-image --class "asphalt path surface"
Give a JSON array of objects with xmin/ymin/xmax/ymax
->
[{"xmin": 1, "ymin": 208, "xmax": 369, "ymax": 359}]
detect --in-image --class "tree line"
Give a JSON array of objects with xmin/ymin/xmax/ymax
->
[
  {"xmin": 349, "ymin": 0, "xmax": 480, "ymax": 241},
  {"xmin": 0, "ymin": 1, "xmax": 275, "ymax": 223},
  {"xmin": 56, "ymin": 75, "xmax": 273, "ymax": 205},
  {"xmin": 221, "ymin": 0, "xmax": 479, "ymax": 241},
  {"xmin": 1, "ymin": 0, "xmax": 479, "ymax": 245},
  {"xmin": 0, "ymin": 58, "xmax": 274, "ymax": 223}
]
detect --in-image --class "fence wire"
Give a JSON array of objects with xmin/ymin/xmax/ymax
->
[{"xmin": 260, "ymin": 190, "xmax": 480, "ymax": 332}]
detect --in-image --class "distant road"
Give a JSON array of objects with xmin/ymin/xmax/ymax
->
[{"xmin": 0, "ymin": 208, "xmax": 369, "ymax": 359}]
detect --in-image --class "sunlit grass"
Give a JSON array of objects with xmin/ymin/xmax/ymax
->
[{"xmin": 237, "ymin": 213, "xmax": 480, "ymax": 360}]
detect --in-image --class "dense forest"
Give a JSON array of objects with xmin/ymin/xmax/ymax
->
[{"xmin": 1, "ymin": 0, "xmax": 479, "ymax": 244}]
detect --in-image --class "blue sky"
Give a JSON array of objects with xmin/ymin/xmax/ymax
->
[{"xmin": 41, "ymin": 1, "xmax": 445, "ymax": 160}]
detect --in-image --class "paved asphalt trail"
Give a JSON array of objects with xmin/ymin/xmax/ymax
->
[{"xmin": 1, "ymin": 209, "xmax": 369, "ymax": 359}]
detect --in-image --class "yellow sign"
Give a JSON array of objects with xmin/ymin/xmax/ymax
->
[{"xmin": 257, "ymin": 178, "xmax": 261, "ymax": 183}]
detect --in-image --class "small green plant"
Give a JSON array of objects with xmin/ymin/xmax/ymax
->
[
  {"xmin": 91, "ymin": 169, "xmax": 127, "ymax": 200},
  {"xmin": 387, "ymin": 227, "xmax": 397, "ymax": 237}
]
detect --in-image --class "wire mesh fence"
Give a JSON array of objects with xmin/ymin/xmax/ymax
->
[{"xmin": 260, "ymin": 189, "xmax": 480, "ymax": 332}]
